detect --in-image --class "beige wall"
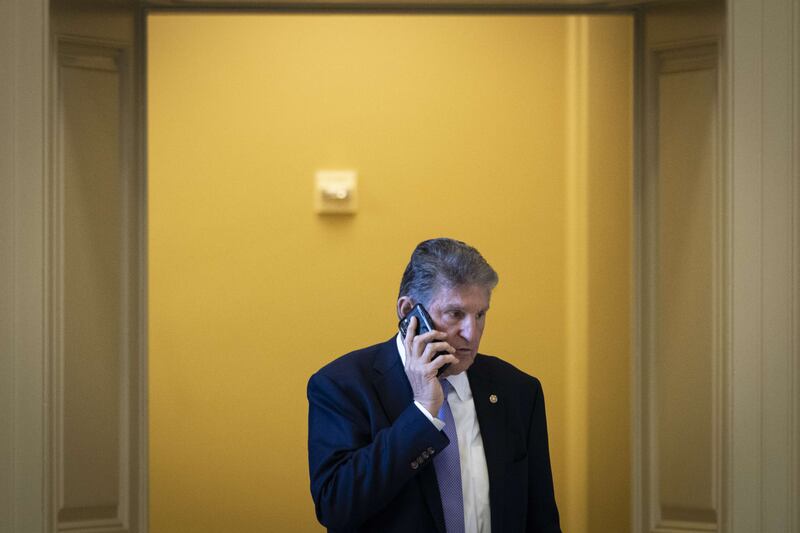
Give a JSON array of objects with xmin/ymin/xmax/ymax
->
[{"xmin": 148, "ymin": 13, "xmax": 631, "ymax": 532}]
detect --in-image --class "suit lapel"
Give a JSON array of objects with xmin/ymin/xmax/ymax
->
[
  {"xmin": 468, "ymin": 358, "xmax": 507, "ymax": 533},
  {"xmin": 372, "ymin": 337, "xmax": 446, "ymax": 533},
  {"xmin": 372, "ymin": 338, "xmax": 412, "ymax": 422}
]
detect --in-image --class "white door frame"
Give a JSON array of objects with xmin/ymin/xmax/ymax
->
[
  {"xmin": 724, "ymin": 2, "xmax": 799, "ymax": 531},
  {"xmin": 1, "ymin": 1, "xmax": 49, "ymax": 532},
  {"xmin": 2, "ymin": 1, "xmax": 796, "ymax": 532}
]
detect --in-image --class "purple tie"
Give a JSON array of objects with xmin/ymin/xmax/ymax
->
[{"xmin": 433, "ymin": 380, "xmax": 465, "ymax": 533}]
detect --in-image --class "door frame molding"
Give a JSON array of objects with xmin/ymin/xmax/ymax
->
[
  {"xmin": 1, "ymin": 2, "xmax": 49, "ymax": 532},
  {"xmin": 725, "ymin": 1, "xmax": 799, "ymax": 531}
]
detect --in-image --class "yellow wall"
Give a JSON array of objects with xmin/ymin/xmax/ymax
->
[
  {"xmin": 148, "ymin": 13, "xmax": 630, "ymax": 532},
  {"xmin": 561, "ymin": 16, "xmax": 633, "ymax": 532}
]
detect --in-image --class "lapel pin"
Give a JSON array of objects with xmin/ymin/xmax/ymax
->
[{"xmin": 489, "ymin": 394, "xmax": 498, "ymax": 404}]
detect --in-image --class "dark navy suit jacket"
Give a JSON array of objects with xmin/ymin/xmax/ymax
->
[{"xmin": 307, "ymin": 337, "xmax": 561, "ymax": 532}]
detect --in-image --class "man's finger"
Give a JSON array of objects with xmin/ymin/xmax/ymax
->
[
  {"xmin": 421, "ymin": 341, "xmax": 455, "ymax": 362},
  {"xmin": 428, "ymin": 353, "xmax": 458, "ymax": 371},
  {"xmin": 404, "ymin": 316, "xmax": 417, "ymax": 344},
  {"xmin": 411, "ymin": 330, "xmax": 447, "ymax": 356}
]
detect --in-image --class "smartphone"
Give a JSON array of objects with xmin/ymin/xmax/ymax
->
[{"xmin": 398, "ymin": 303, "xmax": 450, "ymax": 377}]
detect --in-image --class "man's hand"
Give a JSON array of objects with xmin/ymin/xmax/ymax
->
[{"xmin": 402, "ymin": 316, "xmax": 458, "ymax": 417}]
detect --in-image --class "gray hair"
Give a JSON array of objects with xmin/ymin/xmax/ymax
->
[{"xmin": 398, "ymin": 238, "xmax": 499, "ymax": 305}]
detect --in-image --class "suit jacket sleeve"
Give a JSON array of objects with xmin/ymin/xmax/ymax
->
[
  {"xmin": 526, "ymin": 381, "xmax": 561, "ymax": 533},
  {"xmin": 307, "ymin": 371, "xmax": 449, "ymax": 530}
]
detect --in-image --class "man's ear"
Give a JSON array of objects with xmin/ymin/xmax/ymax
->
[{"xmin": 397, "ymin": 296, "xmax": 414, "ymax": 319}]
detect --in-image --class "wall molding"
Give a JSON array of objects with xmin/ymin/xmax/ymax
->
[
  {"xmin": 46, "ymin": 32, "xmax": 141, "ymax": 533},
  {"xmin": 642, "ymin": 37, "xmax": 723, "ymax": 533},
  {"xmin": 653, "ymin": 40, "xmax": 717, "ymax": 72}
]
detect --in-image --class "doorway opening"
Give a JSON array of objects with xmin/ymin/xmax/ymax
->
[{"xmin": 147, "ymin": 11, "xmax": 633, "ymax": 533}]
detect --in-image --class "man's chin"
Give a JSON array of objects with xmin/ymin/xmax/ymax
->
[{"xmin": 444, "ymin": 354, "xmax": 476, "ymax": 376}]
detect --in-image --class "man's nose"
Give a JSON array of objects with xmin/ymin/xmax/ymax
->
[{"xmin": 460, "ymin": 316, "xmax": 476, "ymax": 341}]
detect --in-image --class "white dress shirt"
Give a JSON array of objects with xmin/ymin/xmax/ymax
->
[{"xmin": 396, "ymin": 334, "xmax": 492, "ymax": 533}]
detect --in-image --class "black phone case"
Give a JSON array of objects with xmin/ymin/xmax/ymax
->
[{"xmin": 398, "ymin": 303, "xmax": 450, "ymax": 377}]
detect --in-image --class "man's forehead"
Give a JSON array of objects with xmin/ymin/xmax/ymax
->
[{"xmin": 429, "ymin": 284, "xmax": 491, "ymax": 307}]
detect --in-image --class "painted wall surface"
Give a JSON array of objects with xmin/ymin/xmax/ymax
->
[
  {"xmin": 583, "ymin": 16, "xmax": 633, "ymax": 533},
  {"xmin": 148, "ymin": 13, "xmax": 630, "ymax": 532}
]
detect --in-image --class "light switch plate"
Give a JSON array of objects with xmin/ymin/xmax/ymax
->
[{"xmin": 315, "ymin": 170, "xmax": 358, "ymax": 214}]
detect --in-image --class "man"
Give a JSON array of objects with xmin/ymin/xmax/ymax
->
[{"xmin": 307, "ymin": 238, "xmax": 561, "ymax": 532}]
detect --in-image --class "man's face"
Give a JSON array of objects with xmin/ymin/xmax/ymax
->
[{"xmin": 426, "ymin": 283, "xmax": 491, "ymax": 376}]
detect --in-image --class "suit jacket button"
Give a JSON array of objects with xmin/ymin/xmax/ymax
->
[
  {"xmin": 428, "ymin": 447, "xmax": 435, "ymax": 454},
  {"xmin": 411, "ymin": 461, "xmax": 419, "ymax": 470},
  {"xmin": 422, "ymin": 451, "xmax": 430, "ymax": 459}
]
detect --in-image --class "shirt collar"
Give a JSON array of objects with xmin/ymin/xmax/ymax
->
[{"xmin": 395, "ymin": 333, "xmax": 470, "ymax": 402}]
